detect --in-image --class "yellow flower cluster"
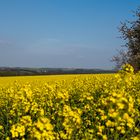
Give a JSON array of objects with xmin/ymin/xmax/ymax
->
[{"xmin": 0, "ymin": 64, "xmax": 140, "ymax": 139}]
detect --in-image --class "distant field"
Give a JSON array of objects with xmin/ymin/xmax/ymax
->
[
  {"xmin": 0, "ymin": 74, "xmax": 112, "ymax": 87},
  {"xmin": 0, "ymin": 67, "xmax": 140, "ymax": 139}
]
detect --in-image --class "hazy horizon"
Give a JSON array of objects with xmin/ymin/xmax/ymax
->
[{"xmin": 0, "ymin": 0, "xmax": 140, "ymax": 69}]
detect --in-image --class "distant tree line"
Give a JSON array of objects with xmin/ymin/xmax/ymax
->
[{"xmin": 0, "ymin": 67, "xmax": 116, "ymax": 76}]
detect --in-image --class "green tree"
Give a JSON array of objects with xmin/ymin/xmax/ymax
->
[{"xmin": 113, "ymin": 7, "xmax": 140, "ymax": 71}]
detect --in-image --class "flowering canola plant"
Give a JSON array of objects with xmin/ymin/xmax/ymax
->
[{"xmin": 0, "ymin": 64, "xmax": 140, "ymax": 140}]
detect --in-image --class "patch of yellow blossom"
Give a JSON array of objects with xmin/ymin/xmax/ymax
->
[{"xmin": 0, "ymin": 64, "xmax": 139, "ymax": 139}]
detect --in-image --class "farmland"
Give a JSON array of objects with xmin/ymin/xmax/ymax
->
[{"xmin": 0, "ymin": 64, "xmax": 140, "ymax": 140}]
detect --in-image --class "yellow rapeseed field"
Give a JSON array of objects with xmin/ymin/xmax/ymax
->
[{"xmin": 0, "ymin": 64, "xmax": 140, "ymax": 140}]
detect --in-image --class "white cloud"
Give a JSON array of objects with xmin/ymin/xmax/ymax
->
[
  {"xmin": 46, "ymin": 38, "xmax": 61, "ymax": 42},
  {"xmin": 0, "ymin": 39, "xmax": 13, "ymax": 46},
  {"xmin": 0, "ymin": 40, "xmax": 6, "ymax": 44}
]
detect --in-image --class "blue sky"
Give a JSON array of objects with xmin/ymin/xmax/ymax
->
[{"xmin": 0, "ymin": 0, "xmax": 140, "ymax": 69}]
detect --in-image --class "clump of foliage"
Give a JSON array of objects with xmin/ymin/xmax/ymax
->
[{"xmin": 113, "ymin": 7, "xmax": 140, "ymax": 72}]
